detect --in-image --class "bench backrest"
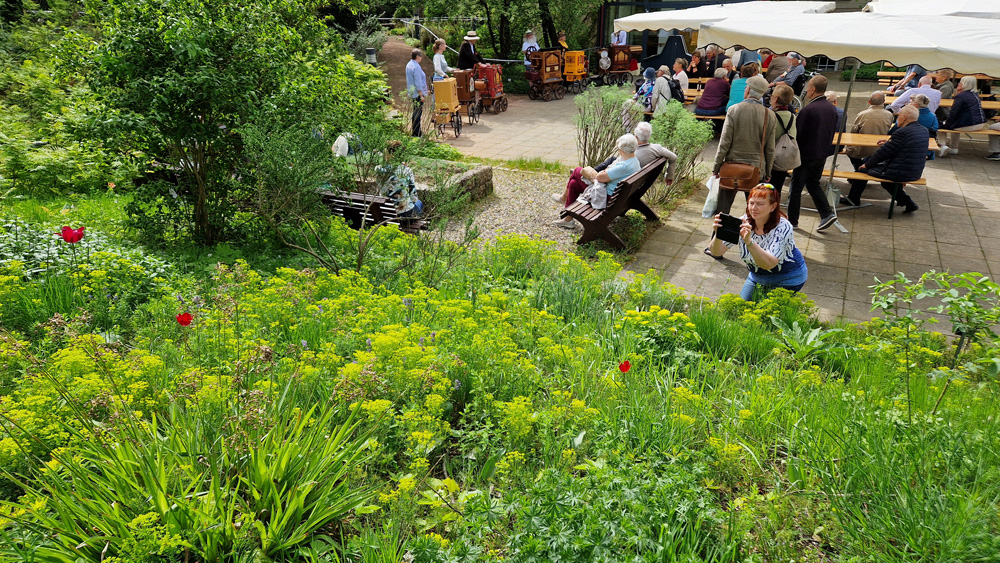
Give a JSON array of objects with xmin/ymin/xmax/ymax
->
[{"xmin": 603, "ymin": 157, "xmax": 667, "ymax": 217}]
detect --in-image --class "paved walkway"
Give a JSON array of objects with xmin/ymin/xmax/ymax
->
[
  {"xmin": 445, "ymin": 95, "xmax": 579, "ymax": 166},
  {"xmin": 441, "ymin": 81, "xmax": 1000, "ymax": 329}
]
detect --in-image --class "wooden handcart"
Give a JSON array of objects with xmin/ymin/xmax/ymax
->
[
  {"xmin": 432, "ymin": 77, "xmax": 462, "ymax": 138},
  {"xmin": 563, "ymin": 50, "xmax": 590, "ymax": 94},
  {"xmin": 474, "ymin": 63, "xmax": 507, "ymax": 113},
  {"xmin": 597, "ymin": 45, "xmax": 641, "ymax": 86},
  {"xmin": 526, "ymin": 47, "xmax": 566, "ymax": 101},
  {"xmin": 454, "ymin": 69, "xmax": 483, "ymax": 124}
]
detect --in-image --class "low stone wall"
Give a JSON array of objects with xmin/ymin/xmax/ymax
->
[{"xmin": 417, "ymin": 164, "xmax": 494, "ymax": 205}]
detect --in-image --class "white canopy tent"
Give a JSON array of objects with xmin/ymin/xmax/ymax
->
[
  {"xmin": 698, "ymin": 11, "xmax": 1000, "ymax": 231},
  {"xmin": 698, "ymin": 12, "xmax": 1000, "ymax": 76},
  {"xmin": 864, "ymin": 0, "xmax": 1000, "ymax": 19},
  {"xmin": 613, "ymin": 1, "xmax": 835, "ymax": 33}
]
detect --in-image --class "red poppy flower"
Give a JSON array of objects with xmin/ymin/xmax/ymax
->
[
  {"xmin": 619, "ymin": 360, "xmax": 631, "ymax": 373},
  {"xmin": 58, "ymin": 226, "xmax": 85, "ymax": 243},
  {"xmin": 176, "ymin": 313, "xmax": 193, "ymax": 326}
]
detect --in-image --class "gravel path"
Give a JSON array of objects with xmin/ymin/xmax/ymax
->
[{"xmin": 445, "ymin": 167, "xmax": 582, "ymax": 252}]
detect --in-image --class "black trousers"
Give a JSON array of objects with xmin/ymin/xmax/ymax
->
[
  {"xmin": 411, "ymin": 98, "xmax": 423, "ymax": 137},
  {"xmin": 787, "ymin": 158, "xmax": 834, "ymax": 226},
  {"xmin": 847, "ymin": 157, "xmax": 869, "ymax": 203},
  {"xmin": 879, "ymin": 182, "xmax": 916, "ymax": 208},
  {"xmin": 768, "ymin": 168, "xmax": 790, "ymax": 201}
]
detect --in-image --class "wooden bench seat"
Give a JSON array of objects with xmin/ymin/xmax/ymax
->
[
  {"xmin": 938, "ymin": 127, "xmax": 1000, "ymax": 136},
  {"xmin": 822, "ymin": 169, "xmax": 925, "ymax": 219},
  {"xmin": 694, "ymin": 114, "xmax": 726, "ymax": 120},
  {"xmin": 320, "ymin": 191, "xmax": 429, "ymax": 235},
  {"xmin": 559, "ymin": 157, "xmax": 667, "ymax": 249}
]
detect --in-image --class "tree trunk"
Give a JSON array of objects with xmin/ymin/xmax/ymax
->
[
  {"xmin": 536, "ymin": 0, "xmax": 558, "ymax": 49},
  {"xmin": 498, "ymin": 12, "xmax": 511, "ymax": 60}
]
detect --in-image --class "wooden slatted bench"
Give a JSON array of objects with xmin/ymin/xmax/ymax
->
[
  {"xmin": 559, "ymin": 157, "xmax": 666, "ymax": 249},
  {"xmin": 938, "ymin": 128, "xmax": 1000, "ymax": 137},
  {"xmin": 320, "ymin": 191, "xmax": 429, "ymax": 235},
  {"xmin": 822, "ymin": 169, "xmax": 926, "ymax": 219}
]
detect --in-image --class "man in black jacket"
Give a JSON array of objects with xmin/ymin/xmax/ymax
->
[
  {"xmin": 858, "ymin": 105, "xmax": 925, "ymax": 214},
  {"xmin": 787, "ymin": 75, "xmax": 838, "ymax": 231},
  {"xmin": 457, "ymin": 31, "xmax": 486, "ymax": 70}
]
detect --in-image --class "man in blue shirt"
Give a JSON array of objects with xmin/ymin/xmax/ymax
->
[
  {"xmin": 768, "ymin": 52, "xmax": 804, "ymax": 91},
  {"xmin": 405, "ymin": 48, "xmax": 428, "ymax": 137},
  {"xmin": 888, "ymin": 64, "xmax": 925, "ymax": 94}
]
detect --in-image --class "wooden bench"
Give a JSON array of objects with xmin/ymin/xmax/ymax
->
[
  {"xmin": 822, "ymin": 169, "xmax": 926, "ymax": 219},
  {"xmin": 938, "ymin": 127, "xmax": 1000, "ymax": 137},
  {"xmin": 320, "ymin": 191, "xmax": 428, "ymax": 235},
  {"xmin": 560, "ymin": 157, "xmax": 667, "ymax": 249},
  {"xmin": 694, "ymin": 114, "xmax": 726, "ymax": 121}
]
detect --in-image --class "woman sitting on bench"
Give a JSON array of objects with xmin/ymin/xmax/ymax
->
[
  {"xmin": 553, "ymin": 134, "xmax": 640, "ymax": 228},
  {"xmin": 377, "ymin": 140, "xmax": 423, "ymax": 217},
  {"xmin": 706, "ymin": 183, "xmax": 808, "ymax": 301}
]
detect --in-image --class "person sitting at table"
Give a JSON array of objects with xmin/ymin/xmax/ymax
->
[
  {"xmin": 887, "ymin": 64, "xmax": 926, "ymax": 94},
  {"xmin": 672, "ymin": 58, "xmax": 690, "ymax": 91},
  {"xmin": 721, "ymin": 58, "xmax": 737, "ymax": 83},
  {"xmin": 727, "ymin": 63, "xmax": 758, "ymax": 110},
  {"xmin": 857, "ymin": 105, "xmax": 926, "ymax": 214},
  {"xmin": 686, "ymin": 49, "xmax": 707, "ymax": 79},
  {"xmin": 695, "ymin": 68, "xmax": 730, "ymax": 117},
  {"xmin": 933, "ymin": 69, "xmax": 956, "ymax": 123},
  {"xmin": 938, "ymin": 75, "xmax": 987, "ymax": 157},
  {"xmin": 634, "ymin": 67, "xmax": 657, "ymax": 115},
  {"xmin": 826, "ymin": 91, "xmax": 846, "ymax": 133},
  {"xmin": 767, "ymin": 84, "xmax": 797, "ymax": 197},
  {"xmin": 704, "ymin": 45, "xmax": 728, "ymax": 75},
  {"xmin": 552, "ymin": 134, "xmax": 641, "ymax": 227},
  {"xmin": 888, "ymin": 75, "xmax": 942, "ymax": 114},
  {"xmin": 706, "ymin": 183, "xmax": 808, "ymax": 301},
  {"xmin": 769, "ymin": 52, "xmax": 804, "ymax": 90},
  {"xmin": 909, "ymin": 94, "xmax": 939, "ymax": 136},
  {"xmin": 759, "ymin": 49, "xmax": 774, "ymax": 71},
  {"xmin": 765, "ymin": 52, "xmax": 789, "ymax": 84},
  {"xmin": 841, "ymin": 92, "xmax": 893, "ymax": 207}
]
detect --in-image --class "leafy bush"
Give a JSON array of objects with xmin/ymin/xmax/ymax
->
[
  {"xmin": 650, "ymin": 100, "xmax": 714, "ymax": 193},
  {"xmin": 574, "ymin": 85, "xmax": 642, "ymax": 168},
  {"xmin": 336, "ymin": 14, "xmax": 388, "ymax": 62}
]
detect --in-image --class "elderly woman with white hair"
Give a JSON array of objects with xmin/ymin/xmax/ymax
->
[
  {"xmin": 939, "ymin": 75, "xmax": 986, "ymax": 157},
  {"xmin": 553, "ymin": 134, "xmax": 641, "ymax": 227}
]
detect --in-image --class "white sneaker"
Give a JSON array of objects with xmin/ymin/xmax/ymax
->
[
  {"xmin": 948, "ymin": 148, "xmax": 959, "ymax": 155},
  {"xmin": 551, "ymin": 193, "xmax": 565, "ymax": 204},
  {"xmin": 553, "ymin": 218, "xmax": 575, "ymax": 229},
  {"xmin": 938, "ymin": 144, "xmax": 950, "ymax": 157}
]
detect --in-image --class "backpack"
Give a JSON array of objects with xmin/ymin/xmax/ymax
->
[
  {"xmin": 772, "ymin": 112, "xmax": 801, "ymax": 172},
  {"xmin": 667, "ymin": 78, "xmax": 685, "ymax": 103}
]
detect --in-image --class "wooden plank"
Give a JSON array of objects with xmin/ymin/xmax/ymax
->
[
  {"xmin": 835, "ymin": 133, "xmax": 939, "ymax": 151},
  {"xmin": 822, "ymin": 169, "xmax": 926, "ymax": 185},
  {"xmin": 885, "ymin": 96, "xmax": 1000, "ymax": 110},
  {"xmin": 938, "ymin": 127, "xmax": 1000, "ymax": 136}
]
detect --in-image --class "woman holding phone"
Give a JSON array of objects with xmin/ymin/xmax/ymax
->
[{"xmin": 706, "ymin": 183, "xmax": 807, "ymax": 301}]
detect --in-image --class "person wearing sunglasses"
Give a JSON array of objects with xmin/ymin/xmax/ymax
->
[{"xmin": 706, "ymin": 183, "xmax": 808, "ymax": 301}]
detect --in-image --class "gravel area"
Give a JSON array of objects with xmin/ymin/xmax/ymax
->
[{"xmin": 444, "ymin": 167, "xmax": 584, "ymax": 251}]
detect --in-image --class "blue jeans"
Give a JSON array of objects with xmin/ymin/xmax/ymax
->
[
  {"xmin": 694, "ymin": 106, "xmax": 727, "ymax": 116},
  {"xmin": 400, "ymin": 199, "xmax": 424, "ymax": 217},
  {"xmin": 739, "ymin": 250, "xmax": 808, "ymax": 301}
]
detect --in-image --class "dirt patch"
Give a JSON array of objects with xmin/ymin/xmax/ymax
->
[{"xmin": 378, "ymin": 36, "xmax": 435, "ymax": 106}]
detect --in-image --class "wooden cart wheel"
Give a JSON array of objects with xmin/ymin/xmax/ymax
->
[
  {"xmin": 453, "ymin": 111, "xmax": 462, "ymax": 137},
  {"xmin": 500, "ymin": 97, "xmax": 508, "ymax": 111},
  {"xmin": 542, "ymin": 86, "xmax": 554, "ymax": 102},
  {"xmin": 528, "ymin": 87, "xmax": 539, "ymax": 100},
  {"xmin": 581, "ymin": 77, "xmax": 590, "ymax": 89},
  {"xmin": 608, "ymin": 74, "xmax": 620, "ymax": 86},
  {"xmin": 555, "ymin": 85, "xmax": 566, "ymax": 100},
  {"xmin": 467, "ymin": 103, "xmax": 476, "ymax": 124}
]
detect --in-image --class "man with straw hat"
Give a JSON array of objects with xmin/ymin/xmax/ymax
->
[{"xmin": 458, "ymin": 30, "xmax": 486, "ymax": 70}]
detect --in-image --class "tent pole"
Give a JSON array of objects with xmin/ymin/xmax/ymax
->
[{"xmin": 827, "ymin": 57, "xmax": 858, "ymax": 194}]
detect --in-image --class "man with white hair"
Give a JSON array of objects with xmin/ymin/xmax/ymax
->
[
  {"xmin": 552, "ymin": 123, "xmax": 676, "ymax": 205},
  {"xmin": 857, "ymin": 104, "xmax": 926, "ymax": 214},
  {"xmin": 769, "ymin": 52, "xmax": 803, "ymax": 90},
  {"xmin": 553, "ymin": 134, "xmax": 641, "ymax": 227},
  {"xmin": 888, "ymin": 75, "xmax": 942, "ymax": 113}
]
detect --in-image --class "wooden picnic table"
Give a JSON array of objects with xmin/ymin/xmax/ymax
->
[
  {"xmin": 835, "ymin": 132, "xmax": 939, "ymax": 152},
  {"xmin": 885, "ymin": 96, "xmax": 1000, "ymax": 110},
  {"xmin": 879, "ymin": 71, "xmax": 995, "ymax": 80}
]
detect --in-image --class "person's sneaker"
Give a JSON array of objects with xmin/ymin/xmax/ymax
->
[
  {"xmin": 903, "ymin": 203, "xmax": 919, "ymax": 214},
  {"xmin": 550, "ymin": 193, "xmax": 565, "ymax": 203},
  {"xmin": 948, "ymin": 148, "xmax": 959, "ymax": 155},
  {"xmin": 986, "ymin": 153, "xmax": 1000, "ymax": 161},
  {"xmin": 839, "ymin": 196, "xmax": 859, "ymax": 207},
  {"xmin": 553, "ymin": 218, "xmax": 575, "ymax": 229},
  {"xmin": 938, "ymin": 144, "xmax": 951, "ymax": 157},
  {"xmin": 816, "ymin": 215, "xmax": 837, "ymax": 232}
]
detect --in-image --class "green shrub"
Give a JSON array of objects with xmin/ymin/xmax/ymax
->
[
  {"xmin": 574, "ymin": 85, "xmax": 642, "ymax": 168},
  {"xmin": 650, "ymin": 100, "xmax": 714, "ymax": 200}
]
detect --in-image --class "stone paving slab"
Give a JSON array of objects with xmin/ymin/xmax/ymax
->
[{"xmin": 440, "ymin": 75, "xmax": 1000, "ymax": 331}]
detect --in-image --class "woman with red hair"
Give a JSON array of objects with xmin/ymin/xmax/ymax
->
[{"xmin": 706, "ymin": 183, "xmax": 808, "ymax": 301}]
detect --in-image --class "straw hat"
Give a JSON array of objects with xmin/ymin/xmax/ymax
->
[{"xmin": 464, "ymin": 31, "xmax": 480, "ymax": 41}]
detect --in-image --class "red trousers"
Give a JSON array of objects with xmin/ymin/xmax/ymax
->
[{"xmin": 564, "ymin": 167, "xmax": 587, "ymax": 207}]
